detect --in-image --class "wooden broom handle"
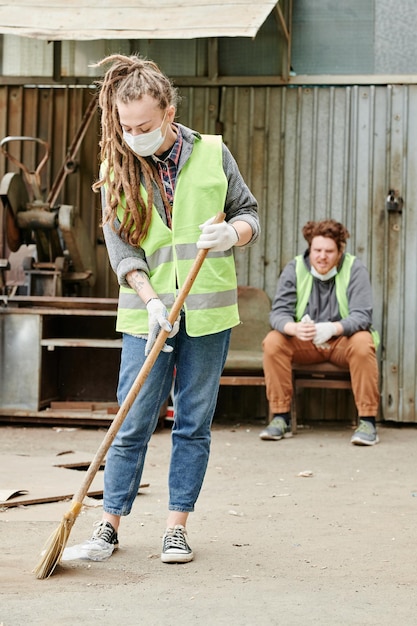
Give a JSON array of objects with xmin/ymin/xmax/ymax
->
[{"xmin": 72, "ymin": 211, "xmax": 226, "ymax": 504}]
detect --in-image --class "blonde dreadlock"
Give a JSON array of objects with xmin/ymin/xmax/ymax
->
[{"xmin": 92, "ymin": 54, "xmax": 179, "ymax": 246}]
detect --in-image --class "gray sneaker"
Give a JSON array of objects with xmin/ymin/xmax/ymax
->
[
  {"xmin": 351, "ymin": 420, "xmax": 379, "ymax": 446},
  {"xmin": 61, "ymin": 520, "xmax": 118, "ymax": 562},
  {"xmin": 161, "ymin": 525, "xmax": 194, "ymax": 564},
  {"xmin": 259, "ymin": 416, "xmax": 292, "ymax": 441}
]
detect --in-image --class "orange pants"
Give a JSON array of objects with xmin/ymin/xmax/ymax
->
[{"xmin": 262, "ymin": 330, "xmax": 379, "ymax": 417}]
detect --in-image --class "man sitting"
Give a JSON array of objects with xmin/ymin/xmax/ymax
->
[{"xmin": 259, "ymin": 219, "xmax": 380, "ymax": 446}]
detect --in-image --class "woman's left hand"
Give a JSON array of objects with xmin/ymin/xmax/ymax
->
[{"xmin": 197, "ymin": 217, "xmax": 239, "ymax": 251}]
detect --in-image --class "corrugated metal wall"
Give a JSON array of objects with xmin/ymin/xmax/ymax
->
[
  {"xmin": 219, "ymin": 84, "xmax": 417, "ymax": 424},
  {"xmin": 1, "ymin": 83, "xmax": 416, "ymax": 423}
]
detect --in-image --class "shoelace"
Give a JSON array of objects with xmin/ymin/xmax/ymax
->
[
  {"xmin": 164, "ymin": 527, "xmax": 189, "ymax": 551},
  {"xmin": 270, "ymin": 417, "xmax": 287, "ymax": 430},
  {"xmin": 92, "ymin": 521, "xmax": 115, "ymax": 543},
  {"xmin": 358, "ymin": 421, "xmax": 374, "ymax": 434}
]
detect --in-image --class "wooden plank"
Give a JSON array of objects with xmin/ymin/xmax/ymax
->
[
  {"xmin": 0, "ymin": 452, "xmax": 148, "ymax": 508},
  {"xmin": 220, "ymin": 375, "xmax": 265, "ymax": 386},
  {"xmin": 41, "ymin": 338, "xmax": 122, "ymax": 349},
  {"xmin": 0, "ymin": 2, "xmax": 278, "ymax": 40},
  {"xmin": 0, "ymin": 403, "xmax": 168, "ymax": 427},
  {"xmin": 49, "ymin": 401, "xmax": 119, "ymax": 413},
  {"xmin": 0, "ymin": 409, "xmax": 115, "ymax": 427},
  {"xmin": 4, "ymin": 295, "xmax": 118, "ymax": 311}
]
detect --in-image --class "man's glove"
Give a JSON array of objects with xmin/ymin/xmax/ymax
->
[
  {"xmin": 313, "ymin": 322, "xmax": 337, "ymax": 347},
  {"xmin": 197, "ymin": 217, "xmax": 239, "ymax": 252},
  {"xmin": 145, "ymin": 298, "xmax": 179, "ymax": 356}
]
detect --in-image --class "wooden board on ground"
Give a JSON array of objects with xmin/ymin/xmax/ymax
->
[{"xmin": 1, "ymin": 451, "xmax": 148, "ymax": 508}]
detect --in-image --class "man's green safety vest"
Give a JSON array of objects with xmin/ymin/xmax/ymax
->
[
  {"xmin": 295, "ymin": 253, "xmax": 380, "ymax": 348},
  {"xmin": 115, "ymin": 135, "xmax": 240, "ymax": 337}
]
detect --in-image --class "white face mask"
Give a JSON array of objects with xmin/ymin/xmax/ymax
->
[
  {"xmin": 123, "ymin": 111, "xmax": 168, "ymax": 157},
  {"xmin": 310, "ymin": 265, "xmax": 338, "ymax": 281}
]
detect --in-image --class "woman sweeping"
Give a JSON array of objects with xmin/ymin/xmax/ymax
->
[{"xmin": 64, "ymin": 54, "xmax": 259, "ymax": 564}]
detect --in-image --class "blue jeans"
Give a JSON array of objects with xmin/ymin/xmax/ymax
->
[{"xmin": 103, "ymin": 314, "xmax": 231, "ymax": 516}]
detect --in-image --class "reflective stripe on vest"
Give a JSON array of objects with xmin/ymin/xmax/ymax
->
[
  {"xmin": 116, "ymin": 134, "xmax": 239, "ymax": 337},
  {"xmin": 295, "ymin": 253, "xmax": 380, "ymax": 349}
]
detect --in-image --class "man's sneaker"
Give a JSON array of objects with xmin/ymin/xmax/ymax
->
[
  {"xmin": 259, "ymin": 416, "xmax": 292, "ymax": 441},
  {"xmin": 161, "ymin": 525, "xmax": 194, "ymax": 564},
  {"xmin": 351, "ymin": 420, "xmax": 379, "ymax": 446},
  {"xmin": 61, "ymin": 520, "xmax": 119, "ymax": 562}
]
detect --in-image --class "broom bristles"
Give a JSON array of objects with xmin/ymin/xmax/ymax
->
[{"xmin": 33, "ymin": 503, "xmax": 82, "ymax": 579}]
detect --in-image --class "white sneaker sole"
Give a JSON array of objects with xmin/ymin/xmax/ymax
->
[
  {"xmin": 351, "ymin": 435, "xmax": 379, "ymax": 446},
  {"xmin": 259, "ymin": 431, "xmax": 293, "ymax": 441},
  {"xmin": 161, "ymin": 551, "xmax": 194, "ymax": 564}
]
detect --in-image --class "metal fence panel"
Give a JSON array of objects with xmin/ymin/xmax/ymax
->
[
  {"xmin": 220, "ymin": 84, "xmax": 417, "ymax": 423},
  {"xmin": 1, "ymin": 83, "xmax": 417, "ymax": 422}
]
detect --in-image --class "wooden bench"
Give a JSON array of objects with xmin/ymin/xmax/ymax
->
[
  {"xmin": 291, "ymin": 362, "xmax": 352, "ymax": 433},
  {"xmin": 219, "ymin": 286, "xmax": 271, "ymax": 418}
]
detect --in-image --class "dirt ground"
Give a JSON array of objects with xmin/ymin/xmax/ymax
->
[{"xmin": 1, "ymin": 416, "xmax": 417, "ymax": 626}]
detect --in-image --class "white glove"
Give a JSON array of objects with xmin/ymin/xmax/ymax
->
[
  {"xmin": 145, "ymin": 298, "xmax": 178, "ymax": 356},
  {"xmin": 313, "ymin": 322, "xmax": 337, "ymax": 347},
  {"xmin": 196, "ymin": 217, "xmax": 239, "ymax": 251},
  {"xmin": 169, "ymin": 315, "xmax": 181, "ymax": 339}
]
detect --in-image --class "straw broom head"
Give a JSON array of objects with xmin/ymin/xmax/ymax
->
[{"xmin": 33, "ymin": 502, "xmax": 82, "ymax": 579}]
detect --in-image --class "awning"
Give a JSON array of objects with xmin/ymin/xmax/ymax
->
[{"xmin": 0, "ymin": 1, "xmax": 279, "ymax": 41}]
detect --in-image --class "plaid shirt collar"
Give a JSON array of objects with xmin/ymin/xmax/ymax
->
[{"xmin": 152, "ymin": 123, "xmax": 182, "ymax": 167}]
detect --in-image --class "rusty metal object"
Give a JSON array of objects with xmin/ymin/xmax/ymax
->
[
  {"xmin": 16, "ymin": 208, "xmax": 57, "ymax": 230},
  {"xmin": 47, "ymin": 97, "xmax": 98, "ymax": 207},
  {"xmin": 0, "ymin": 136, "xmax": 49, "ymax": 202},
  {"xmin": 0, "ymin": 172, "xmax": 29, "ymax": 251},
  {"xmin": 0, "ymin": 123, "xmax": 97, "ymax": 296}
]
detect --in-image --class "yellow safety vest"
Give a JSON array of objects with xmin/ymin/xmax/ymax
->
[
  {"xmin": 295, "ymin": 253, "xmax": 380, "ymax": 349},
  {"xmin": 115, "ymin": 135, "xmax": 240, "ymax": 337}
]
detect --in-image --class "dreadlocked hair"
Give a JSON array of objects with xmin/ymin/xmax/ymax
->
[{"xmin": 91, "ymin": 54, "xmax": 179, "ymax": 246}]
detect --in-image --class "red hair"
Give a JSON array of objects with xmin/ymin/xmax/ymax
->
[{"xmin": 302, "ymin": 219, "xmax": 350, "ymax": 252}]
